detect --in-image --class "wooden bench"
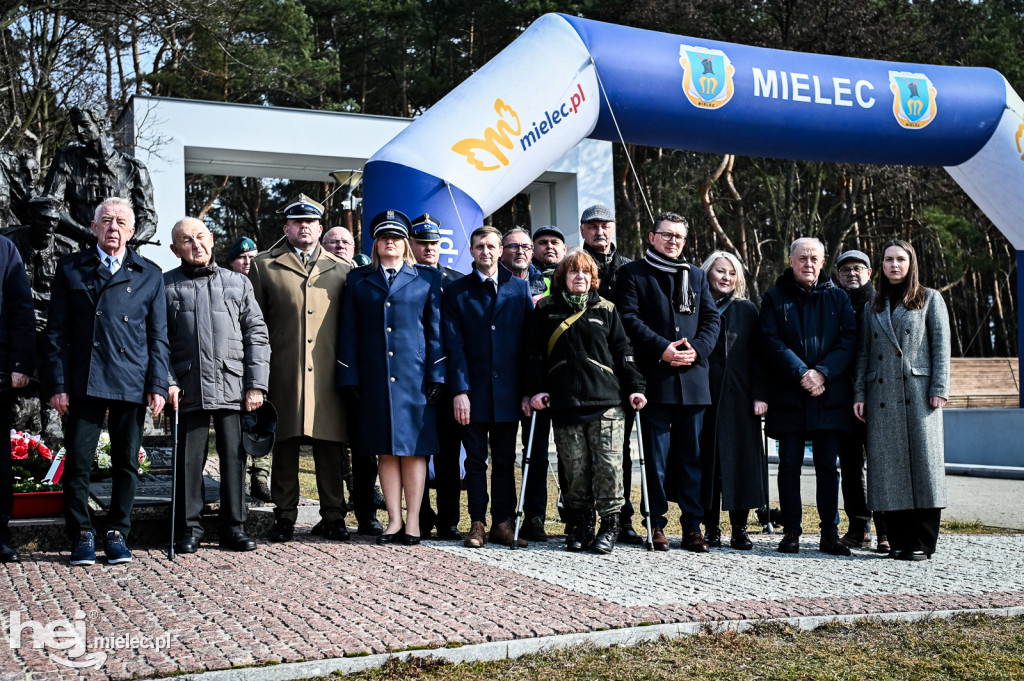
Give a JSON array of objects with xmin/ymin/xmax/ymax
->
[{"xmin": 947, "ymin": 358, "xmax": 1019, "ymax": 409}]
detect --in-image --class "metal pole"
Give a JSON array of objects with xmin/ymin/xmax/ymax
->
[
  {"xmin": 512, "ymin": 411, "xmax": 538, "ymax": 550},
  {"xmin": 633, "ymin": 406, "xmax": 654, "ymax": 552},
  {"xmin": 168, "ymin": 405, "xmax": 179, "ymax": 560}
]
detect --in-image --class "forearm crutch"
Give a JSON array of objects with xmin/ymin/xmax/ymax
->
[
  {"xmin": 512, "ymin": 410, "xmax": 538, "ymax": 550},
  {"xmin": 632, "ymin": 402, "xmax": 654, "ymax": 551}
]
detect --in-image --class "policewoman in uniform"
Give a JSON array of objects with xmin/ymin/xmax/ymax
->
[{"xmin": 338, "ymin": 211, "xmax": 445, "ymax": 545}]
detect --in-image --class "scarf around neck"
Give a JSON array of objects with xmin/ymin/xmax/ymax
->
[
  {"xmin": 562, "ymin": 289, "xmax": 589, "ymax": 312},
  {"xmin": 644, "ymin": 248, "xmax": 694, "ymax": 314}
]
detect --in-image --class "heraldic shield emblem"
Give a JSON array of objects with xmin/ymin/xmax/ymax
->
[
  {"xmin": 889, "ymin": 70, "xmax": 938, "ymax": 129},
  {"xmin": 680, "ymin": 45, "xmax": 735, "ymax": 109}
]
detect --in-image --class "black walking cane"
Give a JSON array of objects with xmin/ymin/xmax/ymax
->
[
  {"xmin": 632, "ymin": 398, "xmax": 654, "ymax": 551},
  {"xmin": 168, "ymin": 403, "xmax": 179, "ymax": 560},
  {"xmin": 512, "ymin": 409, "xmax": 540, "ymax": 550}
]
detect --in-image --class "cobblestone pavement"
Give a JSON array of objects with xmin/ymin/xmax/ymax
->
[{"xmin": 2, "ymin": 530, "xmax": 1023, "ymax": 680}]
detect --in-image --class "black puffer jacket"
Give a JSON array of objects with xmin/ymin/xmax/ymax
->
[
  {"xmin": 583, "ymin": 242, "xmax": 631, "ymax": 300},
  {"xmin": 527, "ymin": 290, "xmax": 644, "ymax": 409},
  {"xmin": 164, "ymin": 263, "xmax": 270, "ymax": 414}
]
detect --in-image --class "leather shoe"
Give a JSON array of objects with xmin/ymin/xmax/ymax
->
[
  {"xmin": 652, "ymin": 528, "xmax": 670, "ymax": 552},
  {"xmin": 0, "ymin": 543, "xmax": 21, "ymax": 563},
  {"xmin": 268, "ymin": 519, "xmax": 294, "ymax": 542},
  {"xmin": 401, "ymin": 533, "xmax": 421, "ymax": 546},
  {"xmin": 839, "ymin": 529, "xmax": 870, "ymax": 549},
  {"xmin": 520, "ymin": 517, "xmax": 548, "ymax": 542},
  {"xmin": 819, "ymin": 532, "xmax": 852, "ymax": 556},
  {"xmin": 777, "ymin": 530, "xmax": 800, "ymax": 554},
  {"xmin": 220, "ymin": 533, "xmax": 257, "ymax": 551},
  {"xmin": 703, "ymin": 530, "xmax": 722, "ymax": 548},
  {"xmin": 489, "ymin": 519, "xmax": 527, "ymax": 548},
  {"xmin": 436, "ymin": 524, "xmax": 462, "ymax": 540},
  {"xmin": 357, "ymin": 516, "xmax": 384, "ymax": 536},
  {"xmin": 174, "ymin": 536, "xmax": 200, "ymax": 554},
  {"xmin": 618, "ymin": 524, "xmax": 645, "ymax": 545},
  {"xmin": 464, "ymin": 521, "xmax": 486, "ymax": 548},
  {"xmin": 682, "ymin": 531, "xmax": 710, "ymax": 553},
  {"xmin": 376, "ymin": 528, "xmax": 405, "ymax": 545},
  {"xmin": 249, "ymin": 479, "xmax": 273, "ymax": 503},
  {"xmin": 901, "ymin": 550, "xmax": 929, "ymax": 561},
  {"xmin": 875, "ymin": 535, "xmax": 891, "ymax": 554},
  {"xmin": 323, "ymin": 519, "xmax": 352, "ymax": 541},
  {"xmin": 730, "ymin": 528, "xmax": 753, "ymax": 551}
]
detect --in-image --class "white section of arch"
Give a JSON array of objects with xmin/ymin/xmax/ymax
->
[{"xmin": 121, "ymin": 96, "xmax": 612, "ymax": 270}]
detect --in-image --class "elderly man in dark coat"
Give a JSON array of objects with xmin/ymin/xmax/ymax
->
[
  {"xmin": 760, "ymin": 237, "xmax": 857, "ymax": 556},
  {"xmin": 46, "ymin": 197, "xmax": 169, "ymax": 566},
  {"xmin": 165, "ymin": 217, "xmax": 270, "ymax": 553},
  {"xmin": 616, "ymin": 212, "xmax": 720, "ymax": 553},
  {"xmin": 0, "ymin": 234, "xmax": 34, "ymax": 563},
  {"xmin": 444, "ymin": 225, "xmax": 534, "ymax": 548}
]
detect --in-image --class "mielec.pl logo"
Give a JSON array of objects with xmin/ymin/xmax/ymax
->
[{"xmin": 8, "ymin": 610, "xmax": 107, "ymax": 669}]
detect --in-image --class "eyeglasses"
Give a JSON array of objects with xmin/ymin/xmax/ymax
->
[
  {"xmin": 838, "ymin": 265, "xmax": 868, "ymax": 275},
  {"xmin": 653, "ymin": 232, "xmax": 686, "ymax": 243},
  {"xmin": 325, "ymin": 239, "xmax": 353, "ymax": 246},
  {"xmin": 503, "ymin": 243, "xmax": 533, "ymax": 252}
]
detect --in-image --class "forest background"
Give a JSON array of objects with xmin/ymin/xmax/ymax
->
[{"xmin": 2, "ymin": 0, "xmax": 1021, "ymax": 357}]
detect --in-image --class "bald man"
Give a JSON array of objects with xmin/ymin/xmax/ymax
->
[
  {"xmin": 164, "ymin": 217, "xmax": 270, "ymax": 553},
  {"xmin": 322, "ymin": 226, "xmax": 355, "ymax": 262}
]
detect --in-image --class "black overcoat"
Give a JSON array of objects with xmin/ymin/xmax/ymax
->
[{"xmin": 699, "ymin": 297, "xmax": 768, "ymax": 511}]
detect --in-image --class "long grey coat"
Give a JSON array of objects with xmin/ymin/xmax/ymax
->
[{"xmin": 854, "ymin": 289, "xmax": 950, "ymax": 511}]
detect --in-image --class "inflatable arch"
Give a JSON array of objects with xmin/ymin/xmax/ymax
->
[{"xmin": 363, "ymin": 13, "xmax": 1024, "ymax": 389}]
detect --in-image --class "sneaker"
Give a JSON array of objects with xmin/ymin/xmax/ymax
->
[
  {"xmin": 104, "ymin": 531, "xmax": 133, "ymax": 564},
  {"xmin": 70, "ymin": 531, "xmax": 96, "ymax": 566}
]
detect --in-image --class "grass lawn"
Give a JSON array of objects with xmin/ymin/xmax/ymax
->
[{"xmin": 295, "ymin": 451, "xmax": 1012, "ymax": 538}]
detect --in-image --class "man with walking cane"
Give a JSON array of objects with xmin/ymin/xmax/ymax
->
[{"xmin": 164, "ymin": 217, "xmax": 269, "ymax": 553}]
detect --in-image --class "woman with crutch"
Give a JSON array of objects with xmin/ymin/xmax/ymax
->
[
  {"xmin": 527, "ymin": 250, "xmax": 646, "ymax": 554},
  {"xmin": 854, "ymin": 240, "xmax": 950, "ymax": 561},
  {"xmin": 698, "ymin": 251, "xmax": 768, "ymax": 550},
  {"xmin": 338, "ymin": 210, "xmax": 445, "ymax": 546}
]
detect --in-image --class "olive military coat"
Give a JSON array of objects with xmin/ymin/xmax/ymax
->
[
  {"xmin": 854, "ymin": 289, "xmax": 951, "ymax": 511},
  {"xmin": 248, "ymin": 242, "xmax": 350, "ymax": 442}
]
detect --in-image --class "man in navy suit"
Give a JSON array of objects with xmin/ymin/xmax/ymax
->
[
  {"xmin": 443, "ymin": 226, "xmax": 533, "ymax": 548},
  {"xmin": 616, "ymin": 212, "xmax": 720, "ymax": 552}
]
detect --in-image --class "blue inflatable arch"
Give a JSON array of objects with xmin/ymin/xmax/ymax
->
[{"xmin": 363, "ymin": 13, "xmax": 1024, "ymax": 391}]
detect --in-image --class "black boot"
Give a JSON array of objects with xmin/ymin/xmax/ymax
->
[
  {"xmin": 565, "ymin": 509, "xmax": 584, "ymax": 552},
  {"xmin": 577, "ymin": 508, "xmax": 596, "ymax": 551},
  {"xmin": 592, "ymin": 514, "xmax": 620, "ymax": 554}
]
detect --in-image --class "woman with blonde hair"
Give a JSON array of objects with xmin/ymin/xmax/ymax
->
[
  {"xmin": 698, "ymin": 250, "xmax": 768, "ymax": 550},
  {"xmin": 339, "ymin": 210, "xmax": 445, "ymax": 546}
]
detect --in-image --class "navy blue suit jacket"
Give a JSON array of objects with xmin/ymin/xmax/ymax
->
[
  {"xmin": 443, "ymin": 267, "xmax": 533, "ymax": 423},
  {"xmin": 0, "ymin": 235, "xmax": 34, "ymax": 377},
  {"xmin": 616, "ymin": 259, "xmax": 720, "ymax": 406}
]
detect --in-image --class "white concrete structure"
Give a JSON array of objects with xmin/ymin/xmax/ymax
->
[{"xmin": 121, "ymin": 96, "xmax": 613, "ymax": 270}]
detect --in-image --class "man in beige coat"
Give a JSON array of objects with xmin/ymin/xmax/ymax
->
[{"xmin": 248, "ymin": 194, "xmax": 352, "ymax": 542}]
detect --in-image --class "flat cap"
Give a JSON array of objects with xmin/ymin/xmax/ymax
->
[
  {"xmin": 836, "ymin": 249, "xmax": 871, "ymax": 268},
  {"xmin": 580, "ymin": 204, "xmax": 615, "ymax": 223}
]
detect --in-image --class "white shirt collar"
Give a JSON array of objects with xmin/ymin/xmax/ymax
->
[{"xmin": 475, "ymin": 268, "xmax": 499, "ymax": 286}]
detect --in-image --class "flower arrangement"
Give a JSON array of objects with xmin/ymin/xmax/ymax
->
[
  {"xmin": 89, "ymin": 431, "xmax": 151, "ymax": 476},
  {"xmin": 10, "ymin": 430, "xmax": 62, "ymax": 492}
]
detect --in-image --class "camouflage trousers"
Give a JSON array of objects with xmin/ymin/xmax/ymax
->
[
  {"xmin": 247, "ymin": 453, "xmax": 272, "ymax": 483},
  {"xmin": 553, "ymin": 407, "xmax": 625, "ymax": 518}
]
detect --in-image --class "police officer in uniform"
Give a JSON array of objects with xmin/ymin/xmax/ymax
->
[{"xmin": 409, "ymin": 213, "xmax": 464, "ymax": 539}]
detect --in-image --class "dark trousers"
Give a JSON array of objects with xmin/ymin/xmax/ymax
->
[
  {"xmin": 351, "ymin": 451, "xmax": 378, "ymax": 521},
  {"xmin": 63, "ymin": 398, "xmax": 146, "ymax": 539},
  {"xmin": 777, "ymin": 430, "xmax": 841, "ymax": 535},
  {"xmin": 704, "ymin": 452, "xmax": 749, "ymax": 534},
  {"xmin": 620, "ymin": 408, "xmax": 636, "ymax": 523},
  {"xmin": 521, "ymin": 410, "xmax": 568, "ymax": 521},
  {"xmin": 837, "ymin": 419, "xmax": 886, "ymax": 536},
  {"xmin": 886, "ymin": 508, "xmax": 941, "ymax": 555},
  {"xmin": 421, "ymin": 408, "xmax": 463, "ymax": 529},
  {"xmin": 272, "ymin": 437, "xmax": 346, "ymax": 523},
  {"xmin": 1, "ymin": 396, "xmax": 11, "ymax": 543},
  {"xmin": 462, "ymin": 421, "xmax": 518, "ymax": 524},
  {"xmin": 175, "ymin": 410, "xmax": 246, "ymax": 539},
  {"xmin": 640, "ymin": 404, "xmax": 704, "ymax": 533}
]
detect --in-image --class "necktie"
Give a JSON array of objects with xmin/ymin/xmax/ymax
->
[
  {"xmin": 300, "ymin": 252, "xmax": 309, "ymax": 266},
  {"xmin": 104, "ymin": 256, "xmax": 116, "ymax": 273},
  {"xmin": 386, "ymin": 268, "xmax": 397, "ymax": 286}
]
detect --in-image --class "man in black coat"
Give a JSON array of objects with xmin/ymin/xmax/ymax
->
[
  {"xmin": 834, "ymin": 249, "xmax": 887, "ymax": 551},
  {"xmin": 410, "ymin": 213, "xmax": 465, "ymax": 541},
  {"xmin": 759, "ymin": 237, "xmax": 857, "ymax": 556},
  {"xmin": 0, "ymin": 234, "xmax": 35, "ymax": 563},
  {"xmin": 46, "ymin": 197, "xmax": 170, "ymax": 565},
  {"xmin": 616, "ymin": 212, "xmax": 720, "ymax": 552}
]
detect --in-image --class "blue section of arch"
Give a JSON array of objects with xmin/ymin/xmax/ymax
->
[
  {"xmin": 362, "ymin": 160, "xmax": 483, "ymax": 274},
  {"xmin": 560, "ymin": 15, "xmax": 1006, "ymax": 166}
]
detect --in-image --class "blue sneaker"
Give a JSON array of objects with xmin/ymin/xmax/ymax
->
[
  {"xmin": 69, "ymin": 531, "xmax": 96, "ymax": 566},
  {"xmin": 104, "ymin": 531, "xmax": 133, "ymax": 564}
]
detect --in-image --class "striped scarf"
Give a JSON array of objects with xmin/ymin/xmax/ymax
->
[{"xmin": 644, "ymin": 248, "xmax": 695, "ymax": 314}]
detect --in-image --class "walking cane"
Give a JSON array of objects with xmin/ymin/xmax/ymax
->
[
  {"xmin": 512, "ymin": 409, "xmax": 539, "ymax": 550},
  {"xmin": 632, "ymin": 399, "xmax": 654, "ymax": 552},
  {"xmin": 168, "ymin": 404, "xmax": 179, "ymax": 560}
]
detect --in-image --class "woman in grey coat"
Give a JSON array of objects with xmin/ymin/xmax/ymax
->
[
  {"xmin": 698, "ymin": 251, "xmax": 768, "ymax": 550},
  {"xmin": 854, "ymin": 240, "xmax": 950, "ymax": 561}
]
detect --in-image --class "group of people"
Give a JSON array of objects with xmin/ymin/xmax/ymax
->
[{"xmin": 0, "ymin": 191, "xmax": 951, "ymax": 565}]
